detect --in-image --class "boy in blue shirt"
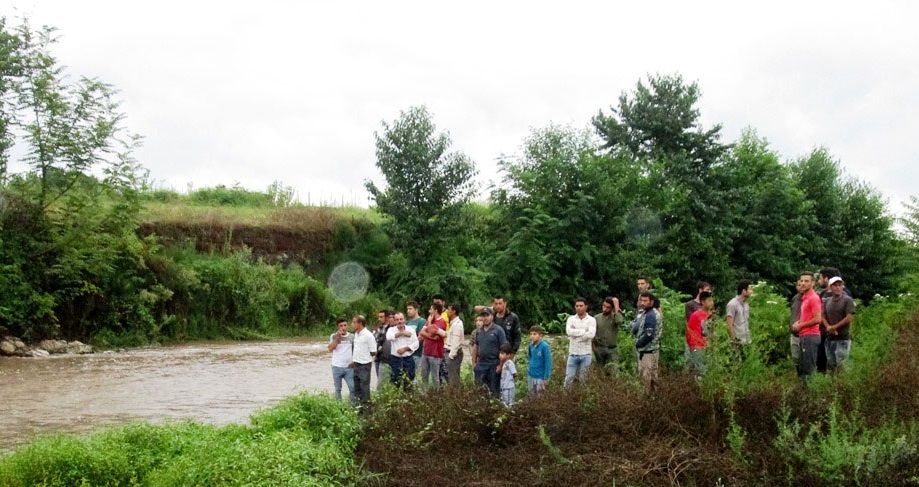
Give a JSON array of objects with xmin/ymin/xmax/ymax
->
[{"xmin": 527, "ymin": 325, "xmax": 551, "ymax": 395}]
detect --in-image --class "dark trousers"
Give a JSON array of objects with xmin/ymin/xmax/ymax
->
[
  {"xmin": 353, "ymin": 362, "xmax": 372, "ymax": 411},
  {"xmin": 474, "ymin": 361, "xmax": 500, "ymax": 395},
  {"xmin": 389, "ymin": 355, "xmax": 416, "ymax": 390},
  {"xmin": 446, "ymin": 349, "xmax": 464, "ymax": 386},
  {"xmin": 796, "ymin": 335, "xmax": 821, "ymax": 382},
  {"xmin": 593, "ymin": 345, "xmax": 618, "ymax": 375},
  {"xmin": 816, "ymin": 332, "xmax": 828, "ymax": 373}
]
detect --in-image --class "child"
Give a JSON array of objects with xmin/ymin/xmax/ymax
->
[
  {"xmin": 527, "ymin": 325, "xmax": 551, "ymax": 395},
  {"xmin": 497, "ymin": 343, "xmax": 517, "ymax": 406}
]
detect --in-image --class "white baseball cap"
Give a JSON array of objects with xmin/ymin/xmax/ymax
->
[{"xmin": 828, "ymin": 276, "xmax": 844, "ymax": 286}]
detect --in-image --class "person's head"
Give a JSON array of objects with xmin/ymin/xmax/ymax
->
[
  {"xmin": 797, "ymin": 271, "xmax": 815, "ymax": 294},
  {"xmin": 492, "ymin": 295, "xmax": 507, "ymax": 314},
  {"xmin": 385, "ymin": 309, "xmax": 395, "ymax": 325},
  {"xmin": 737, "ymin": 279, "xmax": 753, "ymax": 298},
  {"xmin": 637, "ymin": 276, "xmax": 650, "ymax": 291},
  {"xmin": 432, "ymin": 294, "xmax": 445, "ymax": 307},
  {"xmin": 406, "ymin": 301, "xmax": 420, "ymax": 319},
  {"xmin": 336, "ymin": 318, "xmax": 348, "ymax": 334},
  {"xmin": 352, "ymin": 315, "xmax": 367, "ymax": 332},
  {"xmin": 475, "ymin": 316, "xmax": 484, "ymax": 328},
  {"xmin": 828, "ymin": 276, "xmax": 845, "ymax": 296},
  {"xmin": 818, "ymin": 267, "xmax": 840, "ymax": 288},
  {"xmin": 393, "ymin": 312, "xmax": 405, "ymax": 327},
  {"xmin": 529, "ymin": 325, "xmax": 545, "ymax": 343},
  {"xmin": 638, "ymin": 291, "xmax": 655, "ymax": 310},
  {"xmin": 478, "ymin": 309, "xmax": 493, "ymax": 326},
  {"xmin": 574, "ymin": 297, "xmax": 588, "ymax": 316},
  {"xmin": 430, "ymin": 302, "xmax": 444, "ymax": 316},
  {"xmin": 376, "ymin": 310, "xmax": 386, "ymax": 325},
  {"xmin": 447, "ymin": 303, "xmax": 461, "ymax": 319},
  {"xmin": 696, "ymin": 281, "xmax": 712, "ymax": 299},
  {"xmin": 699, "ymin": 291, "xmax": 714, "ymax": 311},
  {"xmin": 499, "ymin": 343, "xmax": 514, "ymax": 361},
  {"xmin": 601, "ymin": 296, "xmax": 615, "ymax": 315}
]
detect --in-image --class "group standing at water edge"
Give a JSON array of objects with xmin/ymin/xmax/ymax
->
[{"xmin": 328, "ymin": 268, "xmax": 856, "ymax": 410}]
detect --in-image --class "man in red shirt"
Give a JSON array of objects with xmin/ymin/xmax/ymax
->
[
  {"xmin": 685, "ymin": 291, "xmax": 713, "ymax": 379},
  {"xmin": 790, "ymin": 271, "xmax": 823, "ymax": 382}
]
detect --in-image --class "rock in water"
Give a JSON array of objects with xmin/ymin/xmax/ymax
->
[
  {"xmin": 66, "ymin": 341, "xmax": 93, "ymax": 354},
  {"xmin": 0, "ymin": 339, "xmax": 15, "ymax": 356},
  {"xmin": 39, "ymin": 339, "xmax": 70, "ymax": 354},
  {"xmin": 28, "ymin": 348, "xmax": 51, "ymax": 358}
]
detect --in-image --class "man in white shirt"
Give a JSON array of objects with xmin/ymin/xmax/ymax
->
[
  {"xmin": 350, "ymin": 315, "xmax": 376, "ymax": 412},
  {"xmin": 327, "ymin": 318, "xmax": 355, "ymax": 404},
  {"xmin": 444, "ymin": 304, "xmax": 467, "ymax": 386},
  {"xmin": 565, "ymin": 297, "xmax": 596, "ymax": 387},
  {"xmin": 386, "ymin": 312, "xmax": 419, "ymax": 389},
  {"xmin": 726, "ymin": 280, "xmax": 753, "ymax": 350}
]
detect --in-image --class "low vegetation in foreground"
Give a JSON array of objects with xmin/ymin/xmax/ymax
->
[{"xmin": 2, "ymin": 293, "xmax": 917, "ymax": 486}]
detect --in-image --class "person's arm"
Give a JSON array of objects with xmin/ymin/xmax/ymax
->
[
  {"xmin": 435, "ymin": 321, "xmax": 447, "ymax": 338},
  {"xmin": 327, "ymin": 335, "xmax": 340, "ymax": 352},
  {"xmin": 584, "ymin": 317, "xmax": 596, "ymax": 341},
  {"xmin": 471, "ymin": 331, "xmax": 479, "ymax": 366},
  {"xmin": 544, "ymin": 343, "xmax": 552, "ymax": 379},
  {"xmin": 566, "ymin": 316, "xmax": 583, "ymax": 337},
  {"xmin": 634, "ymin": 312, "xmax": 658, "ymax": 349},
  {"xmin": 510, "ymin": 316, "xmax": 521, "ymax": 351},
  {"xmin": 725, "ymin": 302, "xmax": 736, "ymax": 341},
  {"xmin": 405, "ymin": 328, "xmax": 419, "ymax": 355},
  {"xmin": 448, "ymin": 323, "xmax": 462, "ymax": 359}
]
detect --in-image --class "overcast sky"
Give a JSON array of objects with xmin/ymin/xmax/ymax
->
[{"xmin": 5, "ymin": 1, "xmax": 917, "ymax": 213}]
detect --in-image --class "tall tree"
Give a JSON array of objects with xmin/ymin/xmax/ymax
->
[
  {"xmin": 365, "ymin": 106, "xmax": 479, "ymax": 300},
  {"xmin": 593, "ymin": 74, "xmax": 732, "ymax": 293}
]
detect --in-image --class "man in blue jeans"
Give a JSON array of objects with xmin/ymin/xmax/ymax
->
[
  {"xmin": 565, "ymin": 297, "xmax": 596, "ymax": 387},
  {"xmin": 472, "ymin": 309, "xmax": 507, "ymax": 394},
  {"xmin": 328, "ymin": 318, "xmax": 355, "ymax": 403}
]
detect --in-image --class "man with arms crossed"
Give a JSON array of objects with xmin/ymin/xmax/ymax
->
[
  {"xmin": 565, "ymin": 297, "xmax": 596, "ymax": 387},
  {"xmin": 472, "ymin": 309, "xmax": 507, "ymax": 394},
  {"xmin": 822, "ymin": 276, "xmax": 855, "ymax": 372},
  {"xmin": 386, "ymin": 312, "xmax": 419, "ymax": 389}
]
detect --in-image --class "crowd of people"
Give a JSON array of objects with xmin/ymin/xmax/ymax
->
[{"xmin": 327, "ymin": 268, "xmax": 856, "ymax": 411}]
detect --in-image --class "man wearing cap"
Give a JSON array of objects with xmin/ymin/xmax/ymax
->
[
  {"xmin": 472, "ymin": 308, "xmax": 507, "ymax": 394},
  {"xmin": 790, "ymin": 271, "xmax": 823, "ymax": 383},
  {"xmin": 822, "ymin": 276, "xmax": 855, "ymax": 372}
]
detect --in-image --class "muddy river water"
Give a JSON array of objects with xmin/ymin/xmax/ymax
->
[{"xmin": 0, "ymin": 339, "xmax": 376, "ymax": 452}]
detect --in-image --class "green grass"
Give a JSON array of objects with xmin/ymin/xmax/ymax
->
[
  {"xmin": 0, "ymin": 394, "xmax": 371, "ymax": 487},
  {"xmin": 140, "ymin": 202, "xmax": 384, "ymax": 228}
]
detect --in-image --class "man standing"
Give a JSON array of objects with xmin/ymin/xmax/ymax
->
[
  {"xmin": 350, "ymin": 315, "xmax": 376, "ymax": 412},
  {"xmin": 685, "ymin": 291, "xmax": 714, "ymax": 378},
  {"xmin": 491, "ymin": 295, "xmax": 522, "ymax": 353},
  {"xmin": 418, "ymin": 303, "xmax": 447, "ymax": 388},
  {"xmin": 472, "ymin": 309, "xmax": 507, "ymax": 394},
  {"xmin": 790, "ymin": 272, "xmax": 823, "ymax": 383},
  {"xmin": 405, "ymin": 302, "xmax": 427, "ymax": 373},
  {"xmin": 328, "ymin": 318, "xmax": 355, "ymax": 404},
  {"xmin": 684, "ymin": 281, "xmax": 713, "ymax": 321},
  {"xmin": 822, "ymin": 276, "xmax": 855, "ymax": 372},
  {"xmin": 444, "ymin": 304, "xmax": 466, "ymax": 386},
  {"xmin": 386, "ymin": 312, "xmax": 419, "ymax": 389},
  {"xmin": 593, "ymin": 296, "xmax": 623, "ymax": 375},
  {"xmin": 636, "ymin": 276, "xmax": 662, "ymax": 312},
  {"xmin": 726, "ymin": 280, "xmax": 753, "ymax": 350},
  {"xmin": 564, "ymin": 297, "xmax": 596, "ymax": 387},
  {"xmin": 373, "ymin": 310, "xmax": 393, "ymax": 390},
  {"xmin": 432, "ymin": 295, "xmax": 450, "ymax": 383},
  {"xmin": 632, "ymin": 291, "xmax": 662, "ymax": 391}
]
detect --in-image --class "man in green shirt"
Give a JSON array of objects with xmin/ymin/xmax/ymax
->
[
  {"xmin": 405, "ymin": 301, "xmax": 427, "ymax": 373},
  {"xmin": 593, "ymin": 296, "xmax": 624, "ymax": 375}
]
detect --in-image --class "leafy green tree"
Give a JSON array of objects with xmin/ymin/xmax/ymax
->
[
  {"xmin": 0, "ymin": 19, "xmax": 146, "ymax": 339},
  {"xmin": 365, "ymin": 106, "xmax": 479, "ymax": 301},
  {"xmin": 593, "ymin": 74, "xmax": 732, "ymax": 294}
]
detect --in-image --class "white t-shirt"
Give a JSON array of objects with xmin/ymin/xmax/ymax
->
[
  {"xmin": 726, "ymin": 296, "xmax": 751, "ymax": 344},
  {"xmin": 329, "ymin": 332, "xmax": 353, "ymax": 368}
]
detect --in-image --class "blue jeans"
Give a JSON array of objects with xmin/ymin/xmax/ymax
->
[
  {"xmin": 825, "ymin": 339, "xmax": 851, "ymax": 372},
  {"xmin": 332, "ymin": 365, "xmax": 355, "ymax": 404},
  {"xmin": 419, "ymin": 355, "xmax": 443, "ymax": 388},
  {"xmin": 474, "ymin": 362, "xmax": 500, "ymax": 395},
  {"xmin": 565, "ymin": 354, "xmax": 592, "ymax": 386}
]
